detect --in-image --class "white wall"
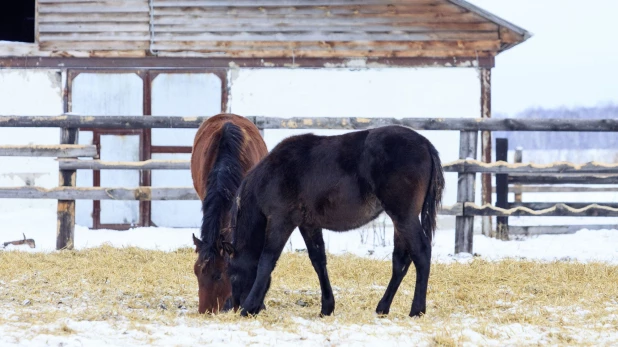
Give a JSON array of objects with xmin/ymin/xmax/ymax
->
[
  {"xmin": 229, "ymin": 67, "xmax": 483, "ymax": 230},
  {"xmin": 0, "ymin": 67, "xmax": 484, "ymax": 232},
  {"xmin": 0, "ymin": 69, "xmax": 63, "ymax": 239}
]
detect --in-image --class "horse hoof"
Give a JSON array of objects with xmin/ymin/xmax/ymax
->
[
  {"xmin": 409, "ymin": 310, "xmax": 426, "ymax": 318},
  {"xmin": 375, "ymin": 303, "xmax": 390, "ymax": 316},
  {"xmin": 240, "ymin": 306, "xmax": 260, "ymax": 317}
]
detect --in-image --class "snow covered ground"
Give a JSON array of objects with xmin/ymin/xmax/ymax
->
[
  {"xmin": 2, "ymin": 207, "xmax": 618, "ymax": 264},
  {"xmin": 2, "ymin": 208, "xmax": 618, "ymax": 346}
]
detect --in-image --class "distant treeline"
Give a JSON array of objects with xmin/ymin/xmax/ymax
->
[{"xmin": 493, "ymin": 105, "xmax": 618, "ymax": 150}]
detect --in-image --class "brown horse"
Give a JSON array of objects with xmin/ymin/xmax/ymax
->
[
  {"xmin": 190, "ymin": 113, "xmax": 268, "ymax": 314},
  {"xmin": 229, "ymin": 125, "xmax": 444, "ymax": 317}
]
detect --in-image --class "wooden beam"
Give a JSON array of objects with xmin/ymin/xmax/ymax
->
[
  {"xmin": 151, "ymin": 0, "xmax": 448, "ymax": 7},
  {"xmin": 0, "ymin": 116, "xmax": 617, "ymax": 131},
  {"xmin": 0, "ymin": 145, "xmax": 97, "ymax": 157},
  {"xmin": 509, "ymin": 175, "xmax": 618, "ymax": 185},
  {"xmin": 0, "ymin": 187, "xmax": 199, "ymax": 200},
  {"xmin": 59, "ymin": 159, "xmax": 191, "ymax": 170},
  {"xmin": 439, "ymin": 204, "xmax": 463, "ymax": 216},
  {"xmin": 149, "ymin": 31, "xmax": 500, "ymax": 42},
  {"xmin": 480, "ymin": 67, "xmax": 492, "ymax": 238},
  {"xmin": 0, "ymin": 185, "xmax": 463, "ymax": 215},
  {"xmin": 260, "ymin": 117, "xmax": 618, "ymax": 131},
  {"xmin": 510, "ymin": 202, "xmax": 618, "ymax": 210},
  {"xmin": 498, "ymin": 186, "xmax": 618, "ymax": 193},
  {"xmin": 464, "ymin": 203, "xmax": 618, "ymax": 217},
  {"xmin": 442, "ymin": 159, "xmax": 618, "ymax": 174},
  {"xmin": 455, "ymin": 131, "xmax": 477, "ymax": 254},
  {"xmin": 0, "ymin": 56, "xmax": 497, "ymax": 69},
  {"xmin": 56, "ymin": 128, "xmax": 78, "ymax": 251}
]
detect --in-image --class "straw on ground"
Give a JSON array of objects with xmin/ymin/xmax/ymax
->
[{"xmin": 1, "ymin": 246, "xmax": 617, "ymax": 346}]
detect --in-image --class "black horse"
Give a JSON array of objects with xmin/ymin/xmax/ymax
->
[{"xmin": 229, "ymin": 125, "xmax": 444, "ymax": 317}]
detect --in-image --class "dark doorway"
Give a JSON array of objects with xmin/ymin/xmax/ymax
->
[{"xmin": 0, "ymin": 1, "xmax": 35, "ymax": 43}]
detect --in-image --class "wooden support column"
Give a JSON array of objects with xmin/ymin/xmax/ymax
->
[
  {"xmin": 480, "ymin": 68, "xmax": 492, "ymax": 237},
  {"xmin": 514, "ymin": 147, "xmax": 523, "ymax": 203},
  {"xmin": 495, "ymin": 138, "xmax": 509, "ymax": 240},
  {"xmin": 455, "ymin": 131, "xmax": 478, "ymax": 254},
  {"xmin": 57, "ymin": 128, "xmax": 78, "ymax": 250}
]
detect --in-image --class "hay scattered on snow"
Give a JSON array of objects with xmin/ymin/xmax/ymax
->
[{"xmin": 1, "ymin": 245, "xmax": 617, "ymax": 345}]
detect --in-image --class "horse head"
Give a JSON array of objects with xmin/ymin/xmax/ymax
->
[{"xmin": 192, "ymin": 233, "xmax": 234, "ymax": 314}]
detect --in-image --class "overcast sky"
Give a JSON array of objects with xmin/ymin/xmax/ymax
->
[{"xmin": 467, "ymin": 0, "xmax": 618, "ymax": 116}]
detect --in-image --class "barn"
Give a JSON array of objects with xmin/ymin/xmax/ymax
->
[{"xmin": 0, "ymin": 0, "xmax": 530, "ymax": 232}]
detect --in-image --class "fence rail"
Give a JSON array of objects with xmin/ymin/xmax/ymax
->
[
  {"xmin": 1, "ymin": 115, "xmax": 618, "ymax": 131},
  {"xmin": 55, "ymin": 158, "xmax": 618, "ymax": 174},
  {"xmin": 0, "ymin": 187, "xmax": 197, "ymax": 200},
  {"xmin": 498, "ymin": 186, "xmax": 618, "ymax": 193},
  {"xmin": 445, "ymin": 159, "xmax": 618, "ymax": 174},
  {"xmin": 508, "ymin": 175, "xmax": 618, "ymax": 185},
  {"xmin": 0, "ymin": 145, "xmax": 97, "ymax": 157},
  {"xmin": 465, "ymin": 203, "xmax": 618, "ymax": 217},
  {"xmin": 58, "ymin": 159, "xmax": 190, "ymax": 170}
]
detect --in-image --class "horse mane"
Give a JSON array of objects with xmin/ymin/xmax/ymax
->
[{"xmin": 199, "ymin": 122, "xmax": 244, "ymax": 261}]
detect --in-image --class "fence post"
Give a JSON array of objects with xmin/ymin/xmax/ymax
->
[
  {"xmin": 480, "ymin": 68, "xmax": 493, "ymax": 238},
  {"xmin": 57, "ymin": 127, "xmax": 78, "ymax": 250},
  {"xmin": 455, "ymin": 131, "xmax": 478, "ymax": 254},
  {"xmin": 514, "ymin": 147, "xmax": 523, "ymax": 203},
  {"xmin": 495, "ymin": 138, "xmax": 509, "ymax": 240}
]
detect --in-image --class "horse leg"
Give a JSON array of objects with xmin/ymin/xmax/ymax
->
[
  {"xmin": 377, "ymin": 216, "xmax": 431, "ymax": 317},
  {"xmin": 375, "ymin": 223, "xmax": 412, "ymax": 315},
  {"xmin": 399, "ymin": 217, "xmax": 432, "ymax": 317},
  {"xmin": 240, "ymin": 219, "xmax": 295, "ymax": 316},
  {"xmin": 299, "ymin": 226, "xmax": 335, "ymax": 316}
]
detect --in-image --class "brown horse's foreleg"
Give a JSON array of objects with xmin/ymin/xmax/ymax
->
[
  {"xmin": 240, "ymin": 220, "xmax": 295, "ymax": 317},
  {"xmin": 299, "ymin": 226, "xmax": 335, "ymax": 316},
  {"xmin": 376, "ymin": 226, "xmax": 413, "ymax": 316}
]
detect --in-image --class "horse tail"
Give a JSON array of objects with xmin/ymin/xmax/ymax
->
[
  {"xmin": 421, "ymin": 141, "xmax": 445, "ymax": 242},
  {"xmin": 200, "ymin": 122, "xmax": 244, "ymax": 260}
]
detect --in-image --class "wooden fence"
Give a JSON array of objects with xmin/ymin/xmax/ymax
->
[
  {"xmin": 1, "ymin": 115, "xmax": 617, "ymax": 252},
  {"xmin": 491, "ymin": 140, "xmax": 618, "ymax": 237}
]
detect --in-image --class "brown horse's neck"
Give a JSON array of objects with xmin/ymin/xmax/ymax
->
[{"xmin": 200, "ymin": 122, "xmax": 244, "ymax": 260}]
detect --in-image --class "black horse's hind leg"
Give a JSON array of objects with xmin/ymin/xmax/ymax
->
[
  {"xmin": 240, "ymin": 219, "xmax": 295, "ymax": 316},
  {"xmin": 376, "ymin": 224, "xmax": 412, "ymax": 315},
  {"xmin": 299, "ymin": 226, "xmax": 335, "ymax": 316},
  {"xmin": 406, "ymin": 217, "xmax": 431, "ymax": 316},
  {"xmin": 376, "ymin": 217, "xmax": 431, "ymax": 317}
]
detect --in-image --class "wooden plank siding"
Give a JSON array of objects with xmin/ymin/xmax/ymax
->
[
  {"xmin": 38, "ymin": 0, "xmax": 150, "ymax": 51},
  {"xmin": 33, "ymin": 0, "xmax": 528, "ymax": 59}
]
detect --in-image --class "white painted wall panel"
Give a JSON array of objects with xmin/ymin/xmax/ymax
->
[
  {"xmin": 151, "ymin": 153, "xmax": 199, "ymax": 228},
  {"xmin": 100, "ymin": 135, "xmax": 140, "ymax": 225},
  {"xmin": 0, "ymin": 69, "xmax": 63, "ymax": 241},
  {"xmin": 151, "ymin": 73, "xmax": 222, "ymax": 146},
  {"xmin": 75, "ymin": 131, "xmax": 94, "ymax": 228},
  {"xmin": 71, "ymin": 73, "xmax": 143, "ymax": 226},
  {"xmin": 151, "ymin": 73, "xmax": 222, "ymax": 227},
  {"xmin": 230, "ymin": 68, "xmax": 481, "ymax": 230}
]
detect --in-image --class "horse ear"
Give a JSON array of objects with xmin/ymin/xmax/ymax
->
[
  {"xmin": 221, "ymin": 241, "xmax": 235, "ymax": 256},
  {"xmin": 192, "ymin": 234, "xmax": 203, "ymax": 252}
]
